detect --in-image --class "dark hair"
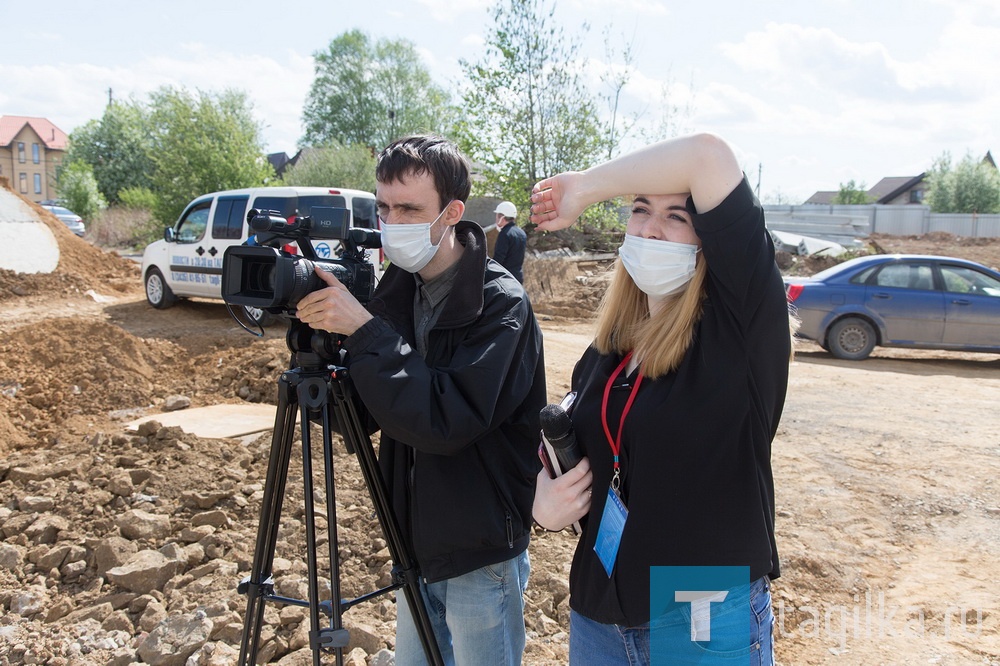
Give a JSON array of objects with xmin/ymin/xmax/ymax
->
[{"xmin": 376, "ymin": 134, "xmax": 472, "ymax": 207}]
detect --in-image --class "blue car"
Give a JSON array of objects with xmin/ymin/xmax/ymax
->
[{"xmin": 784, "ymin": 254, "xmax": 1000, "ymax": 360}]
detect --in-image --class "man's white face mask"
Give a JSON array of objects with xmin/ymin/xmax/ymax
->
[
  {"xmin": 617, "ymin": 233, "xmax": 700, "ymax": 297},
  {"xmin": 379, "ymin": 202, "xmax": 453, "ymax": 273}
]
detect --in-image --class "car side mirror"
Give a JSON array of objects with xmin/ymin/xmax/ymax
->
[{"xmin": 164, "ymin": 227, "xmax": 176, "ymax": 243}]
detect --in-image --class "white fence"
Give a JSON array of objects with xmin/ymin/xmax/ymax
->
[{"xmin": 764, "ymin": 204, "xmax": 1000, "ymax": 239}]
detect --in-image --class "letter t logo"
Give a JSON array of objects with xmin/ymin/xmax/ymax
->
[{"xmin": 675, "ymin": 590, "xmax": 729, "ymax": 641}]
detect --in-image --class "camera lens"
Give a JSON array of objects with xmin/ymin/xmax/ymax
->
[{"xmin": 247, "ymin": 262, "xmax": 275, "ymax": 293}]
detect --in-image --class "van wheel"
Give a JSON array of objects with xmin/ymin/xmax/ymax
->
[
  {"xmin": 145, "ymin": 268, "xmax": 177, "ymax": 309},
  {"xmin": 244, "ymin": 306, "xmax": 275, "ymax": 327}
]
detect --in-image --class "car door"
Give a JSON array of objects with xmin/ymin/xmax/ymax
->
[
  {"xmin": 167, "ymin": 198, "xmax": 216, "ymax": 297},
  {"xmin": 864, "ymin": 261, "xmax": 945, "ymax": 344},
  {"xmin": 938, "ymin": 263, "xmax": 1000, "ymax": 347},
  {"xmin": 204, "ymin": 195, "xmax": 249, "ymax": 295}
]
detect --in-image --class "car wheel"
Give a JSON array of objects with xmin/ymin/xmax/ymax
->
[
  {"xmin": 827, "ymin": 317, "xmax": 876, "ymax": 360},
  {"xmin": 244, "ymin": 306, "xmax": 275, "ymax": 327},
  {"xmin": 145, "ymin": 267, "xmax": 177, "ymax": 309}
]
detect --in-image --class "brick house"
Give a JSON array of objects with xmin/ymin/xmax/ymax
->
[{"xmin": 0, "ymin": 115, "xmax": 68, "ymax": 203}]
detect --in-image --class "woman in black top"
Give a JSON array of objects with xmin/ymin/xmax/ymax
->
[{"xmin": 530, "ymin": 133, "xmax": 791, "ymax": 665}]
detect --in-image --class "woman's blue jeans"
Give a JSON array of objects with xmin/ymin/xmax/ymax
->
[
  {"xmin": 394, "ymin": 550, "xmax": 531, "ymax": 666},
  {"xmin": 569, "ymin": 576, "xmax": 775, "ymax": 665}
]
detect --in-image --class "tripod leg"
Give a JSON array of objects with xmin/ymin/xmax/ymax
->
[
  {"xmin": 299, "ymin": 375, "xmax": 350, "ymax": 666},
  {"xmin": 329, "ymin": 371, "xmax": 444, "ymax": 666},
  {"xmin": 239, "ymin": 374, "xmax": 299, "ymax": 666}
]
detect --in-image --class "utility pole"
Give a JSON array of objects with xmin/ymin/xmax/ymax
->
[
  {"xmin": 107, "ymin": 87, "xmax": 113, "ymax": 107},
  {"xmin": 756, "ymin": 163, "xmax": 762, "ymax": 198}
]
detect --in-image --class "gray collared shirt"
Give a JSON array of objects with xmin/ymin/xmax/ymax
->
[{"xmin": 413, "ymin": 260, "xmax": 461, "ymax": 357}]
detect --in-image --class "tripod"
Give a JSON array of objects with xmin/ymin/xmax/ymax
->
[{"xmin": 237, "ymin": 320, "xmax": 443, "ymax": 666}]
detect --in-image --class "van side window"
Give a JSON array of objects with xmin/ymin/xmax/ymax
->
[
  {"xmin": 176, "ymin": 202, "xmax": 212, "ymax": 243},
  {"xmin": 213, "ymin": 196, "xmax": 249, "ymax": 239},
  {"xmin": 353, "ymin": 197, "xmax": 376, "ymax": 229}
]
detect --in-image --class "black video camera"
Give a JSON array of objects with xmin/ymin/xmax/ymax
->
[{"xmin": 222, "ymin": 206, "xmax": 381, "ymax": 315}]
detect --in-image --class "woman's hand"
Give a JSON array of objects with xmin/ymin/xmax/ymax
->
[
  {"xmin": 529, "ymin": 172, "xmax": 589, "ymax": 232},
  {"xmin": 532, "ymin": 456, "xmax": 593, "ymax": 531}
]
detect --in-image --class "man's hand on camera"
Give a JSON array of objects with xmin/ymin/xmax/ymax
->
[{"xmin": 295, "ymin": 267, "xmax": 373, "ymax": 336}]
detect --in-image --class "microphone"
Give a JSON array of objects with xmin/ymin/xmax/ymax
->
[{"xmin": 539, "ymin": 404, "xmax": 584, "ymax": 473}]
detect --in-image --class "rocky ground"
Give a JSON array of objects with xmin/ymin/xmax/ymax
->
[{"xmin": 0, "ymin": 185, "xmax": 998, "ymax": 665}]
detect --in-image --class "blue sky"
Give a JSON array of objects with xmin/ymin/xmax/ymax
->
[{"xmin": 3, "ymin": 0, "xmax": 998, "ymax": 202}]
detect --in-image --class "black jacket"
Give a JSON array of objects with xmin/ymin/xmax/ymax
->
[
  {"xmin": 567, "ymin": 178, "xmax": 790, "ymax": 626},
  {"xmin": 494, "ymin": 223, "xmax": 527, "ymax": 283},
  {"xmin": 343, "ymin": 221, "xmax": 546, "ymax": 582}
]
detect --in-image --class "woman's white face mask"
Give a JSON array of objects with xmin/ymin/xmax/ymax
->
[
  {"xmin": 618, "ymin": 233, "xmax": 700, "ymax": 297},
  {"xmin": 379, "ymin": 202, "xmax": 452, "ymax": 273}
]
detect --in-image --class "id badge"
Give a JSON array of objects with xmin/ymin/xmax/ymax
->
[{"xmin": 594, "ymin": 487, "xmax": 628, "ymax": 577}]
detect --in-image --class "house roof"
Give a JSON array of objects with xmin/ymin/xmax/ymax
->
[
  {"xmin": 867, "ymin": 174, "xmax": 926, "ymax": 204},
  {"xmin": 804, "ymin": 174, "xmax": 926, "ymax": 205},
  {"xmin": 803, "ymin": 191, "xmax": 837, "ymax": 205},
  {"xmin": 0, "ymin": 115, "xmax": 69, "ymax": 150}
]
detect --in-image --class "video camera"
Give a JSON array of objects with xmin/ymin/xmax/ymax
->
[{"xmin": 222, "ymin": 206, "xmax": 380, "ymax": 315}]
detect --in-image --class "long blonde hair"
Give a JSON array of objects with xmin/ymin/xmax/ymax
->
[{"xmin": 594, "ymin": 257, "xmax": 708, "ymax": 379}]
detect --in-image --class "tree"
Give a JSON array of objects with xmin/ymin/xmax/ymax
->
[
  {"xmin": 279, "ymin": 142, "xmax": 377, "ymax": 192},
  {"xmin": 460, "ymin": 0, "xmax": 604, "ymax": 215},
  {"xmin": 301, "ymin": 30, "xmax": 453, "ymax": 151},
  {"xmin": 146, "ymin": 87, "xmax": 273, "ymax": 224},
  {"xmin": 57, "ymin": 160, "xmax": 107, "ymax": 221},
  {"xmin": 926, "ymin": 152, "xmax": 1000, "ymax": 214},
  {"xmin": 66, "ymin": 100, "xmax": 154, "ymax": 205},
  {"xmin": 832, "ymin": 180, "xmax": 872, "ymax": 205}
]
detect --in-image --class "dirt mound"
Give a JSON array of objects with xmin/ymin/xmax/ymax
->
[
  {"xmin": 0, "ymin": 217, "xmax": 998, "ymax": 663},
  {"xmin": 0, "ymin": 180, "xmax": 140, "ymax": 302},
  {"xmin": 524, "ymin": 254, "xmax": 614, "ymax": 318}
]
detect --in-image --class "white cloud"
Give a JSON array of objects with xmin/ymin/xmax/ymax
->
[
  {"xmin": 415, "ymin": 0, "xmax": 491, "ymax": 22},
  {"xmin": 0, "ymin": 47, "xmax": 314, "ymax": 154},
  {"xmin": 565, "ymin": 0, "xmax": 668, "ymax": 16}
]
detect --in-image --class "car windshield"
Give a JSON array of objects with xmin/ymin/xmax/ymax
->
[{"xmin": 49, "ymin": 206, "xmax": 74, "ymax": 215}]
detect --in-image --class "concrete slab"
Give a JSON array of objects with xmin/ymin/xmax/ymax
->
[
  {"xmin": 125, "ymin": 403, "xmax": 276, "ymax": 439},
  {"xmin": 0, "ymin": 189, "xmax": 59, "ymax": 273}
]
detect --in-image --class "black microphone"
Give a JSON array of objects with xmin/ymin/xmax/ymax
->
[{"xmin": 539, "ymin": 403, "xmax": 584, "ymax": 473}]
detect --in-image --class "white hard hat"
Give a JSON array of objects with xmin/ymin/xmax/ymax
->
[{"xmin": 494, "ymin": 201, "xmax": 517, "ymax": 219}]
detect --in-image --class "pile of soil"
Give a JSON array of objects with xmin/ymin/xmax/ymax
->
[{"xmin": 1, "ymin": 182, "xmax": 998, "ymax": 665}]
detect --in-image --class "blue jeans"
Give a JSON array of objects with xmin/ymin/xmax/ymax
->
[
  {"xmin": 569, "ymin": 576, "xmax": 774, "ymax": 665},
  {"xmin": 394, "ymin": 550, "xmax": 530, "ymax": 666}
]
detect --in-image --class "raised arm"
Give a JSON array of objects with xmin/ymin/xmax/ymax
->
[{"xmin": 529, "ymin": 133, "xmax": 744, "ymax": 231}]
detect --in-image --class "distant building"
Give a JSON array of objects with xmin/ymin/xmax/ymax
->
[
  {"xmin": 267, "ymin": 151, "xmax": 299, "ymax": 179},
  {"xmin": 0, "ymin": 115, "xmax": 68, "ymax": 203},
  {"xmin": 804, "ymin": 152, "xmax": 1000, "ymax": 206},
  {"xmin": 804, "ymin": 174, "xmax": 927, "ymax": 206}
]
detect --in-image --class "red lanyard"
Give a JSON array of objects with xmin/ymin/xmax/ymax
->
[{"xmin": 601, "ymin": 351, "xmax": 644, "ymax": 490}]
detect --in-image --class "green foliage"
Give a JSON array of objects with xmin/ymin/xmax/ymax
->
[
  {"xmin": 147, "ymin": 87, "xmax": 274, "ymax": 224},
  {"xmin": 832, "ymin": 179, "xmax": 872, "ymax": 205},
  {"xmin": 460, "ymin": 0, "xmax": 604, "ymax": 216},
  {"xmin": 118, "ymin": 186, "xmax": 159, "ymax": 211},
  {"xmin": 302, "ymin": 30, "xmax": 454, "ymax": 151},
  {"xmin": 279, "ymin": 142, "xmax": 377, "ymax": 192},
  {"xmin": 926, "ymin": 151, "xmax": 1000, "ymax": 214},
  {"xmin": 66, "ymin": 100, "xmax": 154, "ymax": 205},
  {"xmin": 57, "ymin": 160, "xmax": 107, "ymax": 221}
]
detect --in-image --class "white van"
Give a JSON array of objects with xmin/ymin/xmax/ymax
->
[{"xmin": 141, "ymin": 186, "xmax": 379, "ymax": 324}]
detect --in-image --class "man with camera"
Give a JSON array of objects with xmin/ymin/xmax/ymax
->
[{"xmin": 296, "ymin": 134, "xmax": 546, "ymax": 666}]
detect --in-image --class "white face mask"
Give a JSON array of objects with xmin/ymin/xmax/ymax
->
[
  {"xmin": 379, "ymin": 202, "xmax": 452, "ymax": 273},
  {"xmin": 618, "ymin": 233, "xmax": 700, "ymax": 297}
]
